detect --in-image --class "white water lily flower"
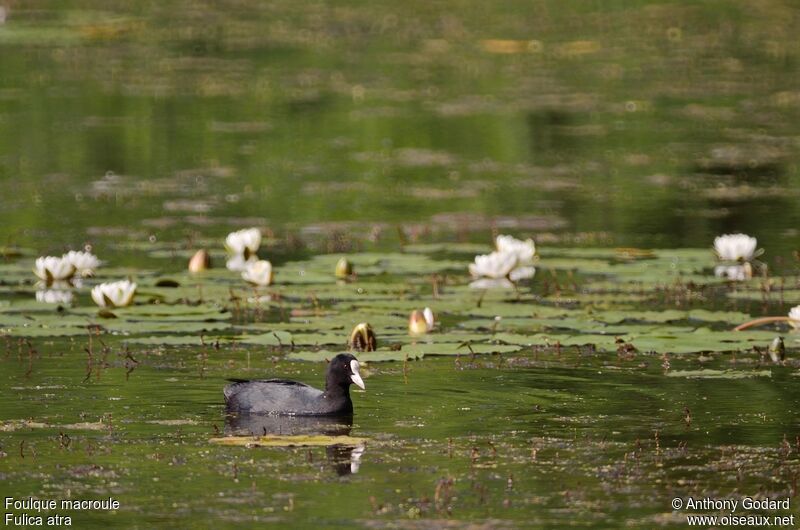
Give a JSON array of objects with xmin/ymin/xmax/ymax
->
[
  {"xmin": 469, "ymin": 251, "xmax": 518, "ymax": 279},
  {"xmin": 91, "ymin": 280, "xmax": 137, "ymax": 308},
  {"xmin": 35, "ymin": 289, "xmax": 74, "ymax": 305},
  {"xmin": 714, "ymin": 264, "xmax": 752, "ymax": 281},
  {"xmin": 63, "ymin": 250, "xmax": 100, "ymax": 277},
  {"xmin": 33, "ymin": 256, "xmax": 75, "ymax": 283},
  {"xmin": 225, "ymin": 228, "xmax": 261, "ymax": 257},
  {"xmin": 789, "ymin": 306, "xmax": 800, "ymax": 330},
  {"xmin": 496, "ymin": 234, "xmax": 536, "ymax": 264},
  {"xmin": 225, "ymin": 254, "xmax": 257, "ymax": 272},
  {"xmin": 242, "ymin": 259, "xmax": 273, "ymax": 286},
  {"xmin": 713, "ymin": 233, "xmax": 758, "ymax": 262}
]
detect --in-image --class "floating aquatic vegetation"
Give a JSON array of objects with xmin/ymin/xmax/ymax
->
[
  {"xmin": 0, "ymin": 420, "xmax": 108, "ymax": 432},
  {"xmin": 6, "ymin": 240, "xmax": 799, "ymax": 357},
  {"xmin": 665, "ymin": 369, "xmax": 772, "ymax": 380},
  {"xmin": 209, "ymin": 435, "xmax": 368, "ymax": 447}
]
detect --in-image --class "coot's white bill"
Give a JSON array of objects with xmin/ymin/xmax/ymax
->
[{"xmin": 350, "ymin": 359, "xmax": 365, "ymax": 390}]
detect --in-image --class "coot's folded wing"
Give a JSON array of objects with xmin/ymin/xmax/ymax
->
[
  {"xmin": 224, "ymin": 378, "xmax": 310, "ymax": 397},
  {"xmin": 223, "ymin": 379, "xmax": 322, "ymax": 413}
]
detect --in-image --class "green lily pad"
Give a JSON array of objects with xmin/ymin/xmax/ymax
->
[
  {"xmin": 237, "ymin": 331, "xmax": 294, "ymax": 346},
  {"xmin": 209, "ymin": 434, "xmax": 368, "ymax": 447},
  {"xmin": 666, "ymin": 369, "xmax": 772, "ymax": 379}
]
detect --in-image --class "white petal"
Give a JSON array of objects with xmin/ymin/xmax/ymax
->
[
  {"xmin": 225, "ymin": 228, "xmax": 262, "ymax": 255},
  {"xmin": 91, "ymin": 285, "xmax": 107, "ymax": 307},
  {"xmin": 496, "ymin": 234, "xmax": 536, "ymax": 264},
  {"xmin": 469, "ymin": 278, "xmax": 515, "ymax": 289},
  {"xmin": 226, "ymin": 254, "xmax": 255, "ymax": 272},
  {"xmin": 423, "ymin": 307, "xmax": 435, "ymax": 329},
  {"xmin": 63, "ymin": 250, "xmax": 100, "ymax": 276},
  {"xmin": 242, "ymin": 260, "xmax": 273, "ymax": 286},
  {"xmin": 509, "ymin": 266, "xmax": 536, "ymax": 281},
  {"xmin": 789, "ymin": 306, "xmax": 800, "ymax": 329},
  {"xmin": 469, "ymin": 251, "xmax": 517, "ymax": 279},
  {"xmin": 713, "ymin": 233, "xmax": 757, "ymax": 261}
]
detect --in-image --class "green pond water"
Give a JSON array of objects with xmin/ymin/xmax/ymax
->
[{"xmin": 2, "ymin": 1, "xmax": 800, "ymax": 528}]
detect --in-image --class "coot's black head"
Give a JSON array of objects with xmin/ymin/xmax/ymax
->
[{"xmin": 326, "ymin": 353, "xmax": 365, "ymax": 392}]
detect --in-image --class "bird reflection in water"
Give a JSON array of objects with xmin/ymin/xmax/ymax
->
[{"xmin": 224, "ymin": 412, "xmax": 365, "ymax": 476}]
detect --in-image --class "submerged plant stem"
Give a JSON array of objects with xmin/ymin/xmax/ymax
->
[{"xmin": 733, "ymin": 316, "xmax": 791, "ymax": 331}]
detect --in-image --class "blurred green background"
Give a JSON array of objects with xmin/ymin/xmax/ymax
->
[{"xmin": 1, "ymin": 0, "xmax": 799, "ymax": 257}]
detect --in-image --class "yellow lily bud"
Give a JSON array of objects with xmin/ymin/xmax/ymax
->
[
  {"xmin": 335, "ymin": 257, "xmax": 353, "ymax": 279},
  {"xmin": 408, "ymin": 310, "xmax": 429, "ymax": 335},
  {"xmin": 348, "ymin": 322, "xmax": 377, "ymax": 352}
]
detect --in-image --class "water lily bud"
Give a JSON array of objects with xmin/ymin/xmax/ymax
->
[
  {"xmin": 768, "ymin": 337, "xmax": 785, "ymax": 364},
  {"xmin": 188, "ymin": 249, "xmax": 212, "ymax": 273},
  {"xmin": 349, "ymin": 322, "xmax": 377, "ymax": 352},
  {"xmin": 408, "ymin": 310, "xmax": 429, "ymax": 335},
  {"xmin": 335, "ymin": 257, "xmax": 353, "ymax": 279}
]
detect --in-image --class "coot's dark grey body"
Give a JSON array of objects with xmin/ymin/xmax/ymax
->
[
  {"xmin": 224, "ymin": 353, "xmax": 365, "ymax": 416},
  {"xmin": 224, "ymin": 379, "xmax": 351, "ymax": 415}
]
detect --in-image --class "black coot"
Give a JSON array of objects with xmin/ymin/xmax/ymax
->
[{"xmin": 223, "ymin": 353, "xmax": 365, "ymax": 415}]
